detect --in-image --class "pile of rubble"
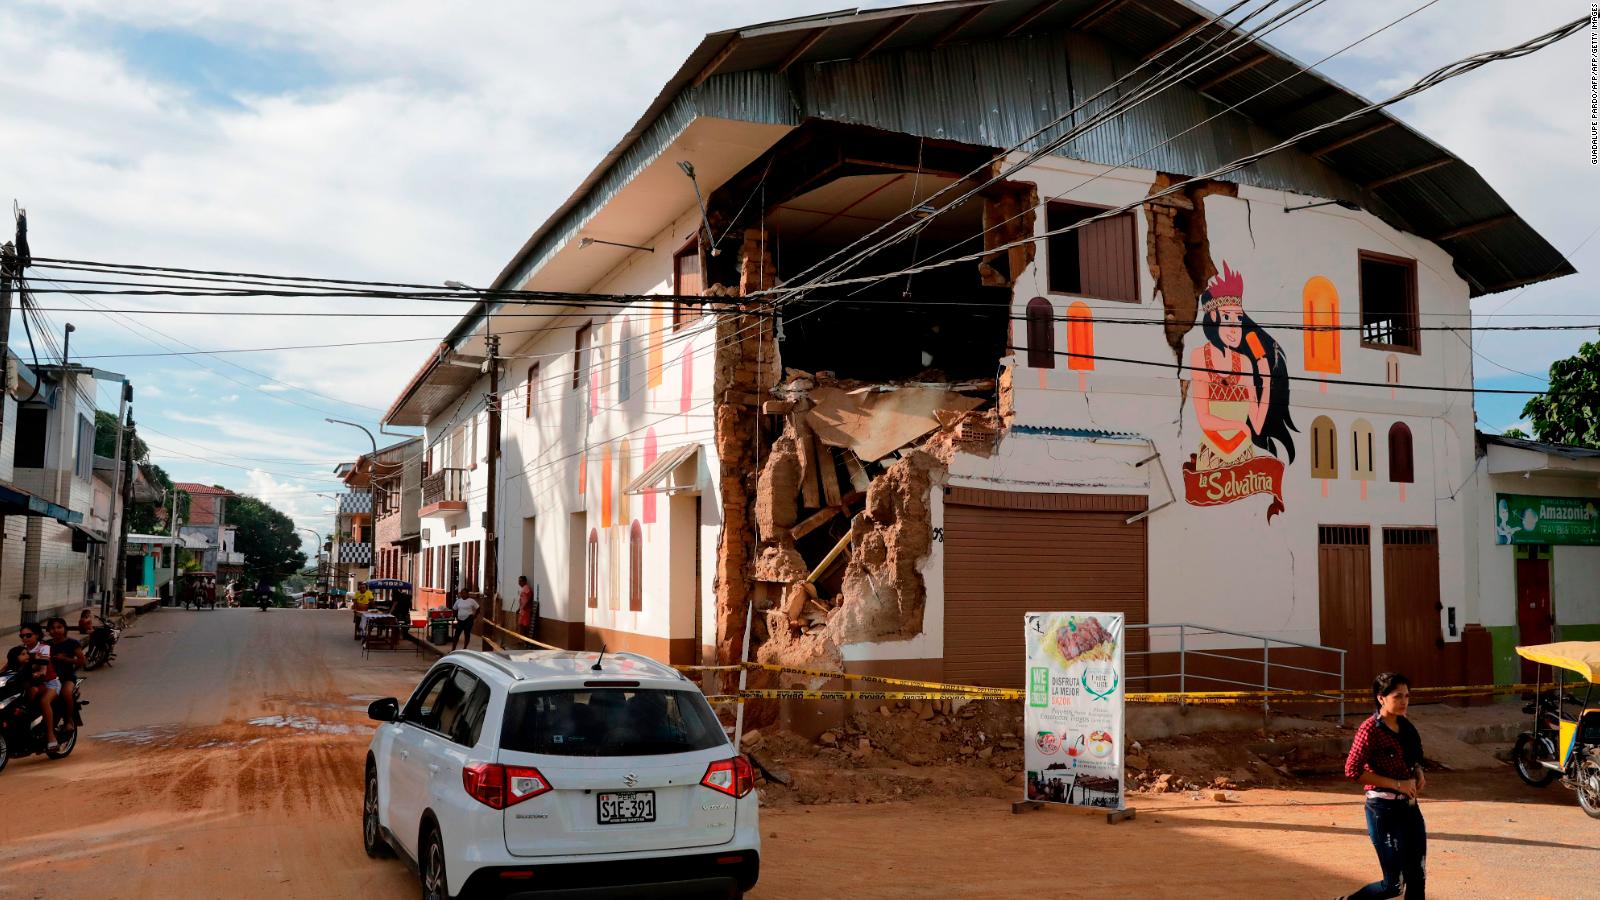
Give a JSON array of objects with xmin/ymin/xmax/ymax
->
[
  {"xmin": 745, "ymin": 369, "xmax": 1001, "ymax": 681},
  {"xmin": 737, "ymin": 699, "xmax": 1357, "ymax": 807}
]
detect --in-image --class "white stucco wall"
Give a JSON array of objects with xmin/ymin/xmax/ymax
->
[
  {"xmin": 495, "ymin": 206, "xmax": 722, "ymax": 656},
  {"xmin": 848, "ymin": 153, "xmax": 1480, "ymax": 662}
]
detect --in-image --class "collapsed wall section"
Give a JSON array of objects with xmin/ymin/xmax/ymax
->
[{"xmin": 1141, "ymin": 173, "xmax": 1238, "ymax": 359}]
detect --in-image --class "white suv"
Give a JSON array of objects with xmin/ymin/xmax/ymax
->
[{"xmin": 363, "ymin": 650, "xmax": 760, "ymax": 899}]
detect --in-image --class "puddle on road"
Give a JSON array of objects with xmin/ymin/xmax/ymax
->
[
  {"xmin": 93, "ymin": 725, "xmax": 183, "ymax": 746},
  {"xmin": 246, "ymin": 714, "xmax": 356, "ymax": 735}
]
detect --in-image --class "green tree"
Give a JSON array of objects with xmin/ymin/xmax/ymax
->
[
  {"xmin": 1502, "ymin": 427, "xmax": 1530, "ymax": 440},
  {"xmin": 94, "ymin": 410, "xmax": 149, "ymax": 460},
  {"xmin": 1521, "ymin": 340, "xmax": 1600, "ymax": 449},
  {"xmin": 228, "ymin": 495, "xmax": 307, "ymax": 583}
]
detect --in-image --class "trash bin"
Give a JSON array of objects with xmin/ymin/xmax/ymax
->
[{"xmin": 429, "ymin": 618, "xmax": 452, "ymax": 644}]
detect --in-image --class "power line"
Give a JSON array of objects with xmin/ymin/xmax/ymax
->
[
  {"xmin": 755, "ymin": 16, "xmax": 1586, "ymax": 302},
  {"xmin": 793, "ymin": 0, "xmax": 1440, "ymax": 308},
  {"xmin": 1048, "ymin": 346, "xmax": 1544, "ymax": 394}
]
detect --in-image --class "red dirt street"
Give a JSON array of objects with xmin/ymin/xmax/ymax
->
[{"xmin": 1, "ymin": 610, "xmax": 1594, "ymax": 898}]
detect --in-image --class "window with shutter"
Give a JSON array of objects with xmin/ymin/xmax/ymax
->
[
  {"xmin": 1066, "ymin": 302, "xmax": 1095, "ymax": 371},
  {"xmin": 1311, "ymin": 416, "xmax": 1338, "ymax": 479},
  {"xmin": 1047, "ymin": 202, "xmax": 1138, "ymax": 302},
  {"xmin": 1388, "ymin": 423, "xmax": 1414, "ymax": 483},
  {"xmin": 629, "ymin": 521, "xmax": 643, "ymax": 612},
  {"xmin": 1302, "ymin": 275, "xmax": 1341, "ymax": 374},
  {"xmin": 1351, "ymin": 420, "xmax": 1376, "ymax": 481},
  {"xmin": 1025, "ymin": 297, "xmax": 1055, "ymax": 369}
]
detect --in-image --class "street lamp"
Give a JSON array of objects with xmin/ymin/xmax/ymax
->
[
  {"xmin": 297, "ymin": 527, "xmax": 324, "ymax": 599},
  {"xmin": 326, "ymin": 418, "xmax": 377, "ymax": 597}
]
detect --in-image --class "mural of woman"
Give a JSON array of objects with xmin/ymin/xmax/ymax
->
[{"xmin": 1184, "ymin": 262, "xmax": 1297, "ymax": 519}]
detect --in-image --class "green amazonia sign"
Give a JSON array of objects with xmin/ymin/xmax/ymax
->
[{"xmin": 1495, "ymin": 494, "xmax": 1600, "ymax": 546}]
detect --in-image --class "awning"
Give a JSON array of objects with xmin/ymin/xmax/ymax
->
[
  {"xmin": 69, "ymin": 522, "xmax": 109, "ymax": 544},
  {"xmin": 625, "ymin": 443, "xmax": 700, "ymax": 495},
  {"xmin": 1516, "ymin": 642, "xmax": 1600, "ymax": 682},
  {"xmin": 0, "ymin": 482, "xmax": 83, "ymax": 525}
]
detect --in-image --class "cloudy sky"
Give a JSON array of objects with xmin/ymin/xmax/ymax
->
[{"xmin": 0, "ymin": 0, "xmax": 1590, "ymax": 549}]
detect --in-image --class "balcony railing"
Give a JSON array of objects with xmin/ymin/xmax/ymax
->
[{"xmin": 422, "ymin": 468, "xmax": 467, "ymax": 508}]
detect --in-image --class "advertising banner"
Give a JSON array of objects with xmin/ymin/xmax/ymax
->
[
  {"xmin": 1495, "ymin": 494, "xmax": 1600, "ymax": 546},
  {"xmin": 1023, "ymin": 612, "xmax": 1125, "ymax": 810}
]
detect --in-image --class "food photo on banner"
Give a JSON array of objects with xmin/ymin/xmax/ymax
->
[{"xmin": 1023, "ymin": 612, "xmax": 1126, "ymax": 810}]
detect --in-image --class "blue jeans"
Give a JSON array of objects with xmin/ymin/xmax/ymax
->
[{"xmin": 1350, "ymin": 797, "xmax": 1426, "ymax": 899}]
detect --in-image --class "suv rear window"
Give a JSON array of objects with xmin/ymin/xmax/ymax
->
[{"xmin": 501, "ymin": 689, "xmax": 726, "ymax": 757}]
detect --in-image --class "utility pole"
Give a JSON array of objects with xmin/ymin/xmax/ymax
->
[
  {"xmin": 1, "ymin": 210, "xmax": 27, "ymax": 599},
  {"xmin": 326, "ymin": 419, "xmax": 377, "ymax": 599},
  {"xmin": 1, "ymin": 238, "xmax": 14, "ymax": 592},
  {"xmin": 102, "ymin": 380, "xmax": 130, "ymax": 617},
  {"xmin": 112, "ymin": 402, "xmax": 136, "ymax": 614},
  {"xmin": 484, "ymin": 331, "xmax": 501, "ymax": 627}
]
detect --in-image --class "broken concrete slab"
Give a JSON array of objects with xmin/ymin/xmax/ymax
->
[{"xmin": 807, "ymin": 385, "xmax": 983, "ymax": 462}]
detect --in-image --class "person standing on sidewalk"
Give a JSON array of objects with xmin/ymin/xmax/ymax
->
[
  {"xmin": 516, "ymin": 575, "xmax": 537, "ymax": 640},
  {"xmin": 1341, "ymin": 672, "xmax": 1427, "ymax": 899},
  {"xmin": 451, "ymin": 591, "xmax": 480, "ymax": 651}
]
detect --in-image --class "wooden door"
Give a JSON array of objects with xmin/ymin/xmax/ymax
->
[
  {"xmin": 1516, "ymin": 547, "xmax": 1553, "ymax": 684},
  {"xmin": 1382, "ymin": 528, "xmax": 1442, "ymax": 686},
  {"xmin": 1318, "ymin": 526, "xmax": 1373, "ymax": 684}
]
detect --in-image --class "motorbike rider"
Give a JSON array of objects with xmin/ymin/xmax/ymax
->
[
  {"xmin": 14, "ymin": 624, "xmax": 62, "ymax": 750},
  {"xmin": 45, "ymin": 617, "xmax": 86, "ymax": 726},
  {"xmin": 255, "ymin": 577, "xmax": 273, "ymax": 609}
]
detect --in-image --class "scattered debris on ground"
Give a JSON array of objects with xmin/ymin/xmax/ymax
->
[{"xmin": 738, "ymin": 699, "xmax": 1390, "ymax": 807}]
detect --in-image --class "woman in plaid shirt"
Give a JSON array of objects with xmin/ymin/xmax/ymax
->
[{"xmin": 1340, "ymin": 672, "xmax": 1426, "ymax": 899}]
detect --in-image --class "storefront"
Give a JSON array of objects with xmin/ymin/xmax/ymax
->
[{"xmin": 1476, "ymin": 433, "xmax": 1600, "ymax": 684}]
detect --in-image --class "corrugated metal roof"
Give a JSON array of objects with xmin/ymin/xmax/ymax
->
[{"xmin": 485, "ymin": 0, "xmax": 1570, "ymax": 303}]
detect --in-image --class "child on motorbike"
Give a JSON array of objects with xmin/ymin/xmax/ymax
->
[
  {"xmin": 9, "ymin": 630, "xmax": 62, "ymax": 751},
  {"xmin": 45, "ymin": 617, "xmax": 86, "ymax": 728}
]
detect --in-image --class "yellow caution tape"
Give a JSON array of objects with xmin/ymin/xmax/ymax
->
[
  {"xmin": 701, "ymin": 682, "xmax": 1541, "ymax": 706},
  {"xmin": 676, "ymin": 661, "xmax": 1017, "ymax": 697},
  {"xmin": 707, "ymin": 688, "xmax": 1021, "ymax": 703},
  {"xmin": 478, "ymin": 617, "xmax": 562, "ymax": 651}
]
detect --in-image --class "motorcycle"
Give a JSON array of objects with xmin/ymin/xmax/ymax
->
[
  {"xmin": 258, "ymin": 594, "xmax": 271, "ymax": 610},
  {"xmin": 1513, "ymin": 642, "xmax": 1600, "ymax": 818},
  {"xmin": 83, "ymin": 623, "xmax": 119, "ymax": 671},
  {"xmin": 0, "ymin": 671, "xmax": 82, "ymax": 774}
]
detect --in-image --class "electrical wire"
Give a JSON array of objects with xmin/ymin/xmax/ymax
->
[
  {"xmin": 753, "ymin": 16, "xmax": 1587, "ymax": 301},
  {"xmin": 787, "ymin": 0, "xmax": 1443, "ymax": 308}
]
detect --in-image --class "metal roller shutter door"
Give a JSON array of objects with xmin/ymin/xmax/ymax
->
[{"xmin": 943, "ymin": 489, "xmax": 1148, "ymax": 688}]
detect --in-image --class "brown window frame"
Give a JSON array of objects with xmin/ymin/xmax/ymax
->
[
  {"xmin": 672, "ymin": 238, "xmax": 704, "ymax": 330},
  {"xmin": 1358, "ymin": 250, "xmax": 1420, "ymax": 355},
  {"xmin": 1387, "ymin": 422, "xmax": 1415, "ymax": 484},
  {"xmin": 587, "ymin": 529, "xmax": 600, "ymax": 609},
  {"xmin": 1311, "ymin": 415, "xmax": 1338, "ymax": 479},
  {"xmin": 1046, "ymin": 200, "xmax": 1139, "ymax": 303},
  {"xmin": 572, "ymin": 322, "xmax": 591, "ymax": 390},
  {"xmin": 629, "ymin": 521, "xmax": 644, "ymax": 612},
  {"xmin": 1024, "ymin": 297, "xmax": 1055, "ymax": 369},
  {"xmin": 525, "ymin": 362, "xmax": 539, "ymax": 419}
]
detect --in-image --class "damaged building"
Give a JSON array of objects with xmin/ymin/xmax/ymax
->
[{"xmin": 384, "ymin": 0, "xmax": 1573, "ymax": 704}]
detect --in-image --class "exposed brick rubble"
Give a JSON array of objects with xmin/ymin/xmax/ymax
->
[{"xmin": 1141, "ymin": 173, "xmax": 1238, "ymax": 359}]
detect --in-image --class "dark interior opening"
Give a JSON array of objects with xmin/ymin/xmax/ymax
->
[{"xmin": 769, "ymin": 173, "xmax": 1010, "ymax": 383}]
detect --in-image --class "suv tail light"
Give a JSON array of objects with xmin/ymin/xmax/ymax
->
[
  {"xmin": 700, "ymin": 757, "xmax": 755, "ymax": 798},
  {"xmin": 463, "ymin": 763, "xmax": 552, "ymax": 809}
]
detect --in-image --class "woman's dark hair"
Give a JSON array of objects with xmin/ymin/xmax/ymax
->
[
  {"xmin": 43, "ymin": 616, "xmax": 66, "ymax": 631},
  {"xmin": 18, "ymin": 620, "xmax": 42, "ymax": 637},
  {"xmin": 5, "ymin": 645, "xmax": 27, "ymax": 671},
  {"xmin": 1200, "ymin": 307, "xmax": 1298, "ymax": 463},
  {"xmin": 1373, "ymin": 672, "xmax": 1411, "ymax": 707}
]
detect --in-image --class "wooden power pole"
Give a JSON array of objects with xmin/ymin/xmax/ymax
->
[{"xmin": 483, "ymin": 332, "xmax": 501, "ymax": 626}]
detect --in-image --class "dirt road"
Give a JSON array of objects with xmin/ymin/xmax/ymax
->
[
  {"xmin": 0, "ymin": 608, "xmax": 427, "ymax": 899},
  {"xmin": 4, "ymin": 610, "xmax": 1596, "ymax": 898}
]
